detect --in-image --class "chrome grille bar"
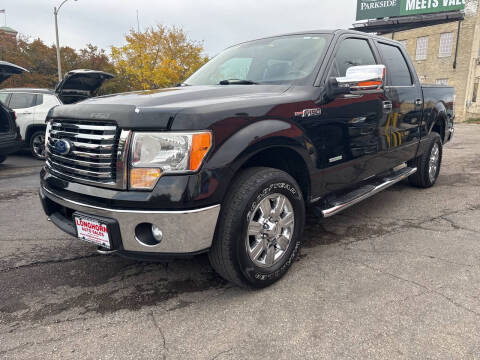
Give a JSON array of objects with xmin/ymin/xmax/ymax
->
[
  {"xmin": 47, "ymin": 159, "xmax": 113, "ymax": 178},
  {"xmin": 47, "ymin": 139, "xmax": 113, "ymax": 151},
  {"xmin": 50, "ymin": 130, "xmax": 116, "ymax": 141},
  {"xmin": 51, "ymin": 122, "xmax": 117, "ymax": 131},
  {"xmin": 47, "ymin": 152, "xmax": 113, "ymax": 169},
  {"xmin": 69, "ymin": 150, "xmax": 112, "ymax": 159}
]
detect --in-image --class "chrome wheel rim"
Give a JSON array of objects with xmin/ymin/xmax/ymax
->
[
  {"xmin": 428, "ymin": 143, "xmax": 440, "ymax": 183},
  {"xmin": 32, "ymin": 134, "xmax": 46, "ymax": 159},
  {"xmin": 246, "ymin": 193, "xmax": 295, "ymax": 268}
]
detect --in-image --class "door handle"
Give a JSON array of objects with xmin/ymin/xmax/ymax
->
[
  {"xmin": 414, "ymin": 99, "xmax": 423, "ymax": 106},
  {"xmin": 383, "ymin": 101, "xmax": 393, "ymax": 113}
]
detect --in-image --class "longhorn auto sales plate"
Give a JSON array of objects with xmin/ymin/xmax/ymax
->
[{"xmin": 74, "ymin": 216, "xmax": 111, "ymax": 249}]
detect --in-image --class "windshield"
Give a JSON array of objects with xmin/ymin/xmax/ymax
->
[{"xmin": 185, "ymin": 34, "xmax": 331, "ymax": 86}]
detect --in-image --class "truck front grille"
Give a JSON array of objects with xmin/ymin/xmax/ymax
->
[{"xmin": 45, "ymin": 120, "xmax": 129, "ymax": 189}]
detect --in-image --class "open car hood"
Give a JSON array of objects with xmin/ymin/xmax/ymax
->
[
  {"xmin": 0, "ymin": 61, "xmax": 29, "ymax": 84},
  {"xmin": 55, "ymin": 69, "xmax": 115, "ymax": 104}
]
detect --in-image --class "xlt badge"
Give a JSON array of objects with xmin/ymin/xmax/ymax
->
[{"xmin": 294, "ymin": 108, "xmax": 322, "ymax": 118}]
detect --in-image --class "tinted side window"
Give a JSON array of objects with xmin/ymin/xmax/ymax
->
[
  {"xmin": 378, "ymin": 43, "xmax": 412, "ymax": 86},
  {"xmin": 332, "ymin": 38, "xmax": 376, "ymax": 77},
  {"xmin": 35, "ymin": 94, "xmax": 44, "ymax": 106},
  {"xmin": 9, "ymin": 93, "xmax": 37, "ymax": 109},
  {"xmin": 0, "ymin": 93, "xmax": 10, "ymax": 105}
]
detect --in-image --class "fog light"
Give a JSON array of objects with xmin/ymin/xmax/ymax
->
[
  {"xmin": 151, "ymin": 225, "xmax": 163, "ymax": 241},
  {"xmin": 135, "ymin": 223, "xmax": 163, "ymax": 246}
]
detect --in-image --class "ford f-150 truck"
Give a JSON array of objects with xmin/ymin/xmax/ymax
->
[{"xmin": 40, "ymin": 30, "xmax": 454, "ymax": 288}]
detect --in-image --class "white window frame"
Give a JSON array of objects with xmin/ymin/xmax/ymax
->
[
  {"xmin": 416, "ymin": 36, "xmax": 429, "ymax": 61},
  {"xmin": 473, "ymin": 78, "xmax": 479, "ymax": 103},
  {"xmin": 438, "ymin": 32, "xmax": 454, "ymax": 58},
  {"xmin": 435, "ymin": 78, "xmax": 449, "ymax": 86}
]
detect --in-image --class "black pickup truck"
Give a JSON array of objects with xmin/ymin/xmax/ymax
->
[{"xmin": 40, "ymin": 30, "xmax": 454, "ymax": 288}]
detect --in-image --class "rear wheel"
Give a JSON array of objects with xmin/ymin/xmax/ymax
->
[
  {"xmin": 30, "ymin": 130, "xmax": 46, "ymax": 160},
  {"xmin": 209, "ymin": 167, "xmax": 305, "ymax": 288},
  {"xmin": 408, "ymin": 132, "xmax": 442, "ymax": 188}
]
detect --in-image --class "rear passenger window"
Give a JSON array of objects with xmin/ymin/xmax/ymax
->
[
  {"xmin": 332, "ymin": 38, "xmax": 376, "ymax": 77},
  {"xmin": 35, "ymin": 94, "xmax": 44, "ymax": 106},
  {"xmin": 378, "ymin": 43, "xmax": 412, "ymax": 86},
  {"xmin": 0, "ymin": 93, "xmax": 9, "ymax": 105},
  {"xmin": 9, "ymin": 93, "xmax": 37, "ymax": 109}
]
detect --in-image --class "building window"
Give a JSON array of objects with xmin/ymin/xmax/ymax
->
[
  {"xmin": 436, "ymin": 79, "xmax": 449, "ymax": 85},
  {"xmin": 416, "ymin": 36, "xmax": 429, "ymax": 60},
  {"xmin": 473, "ymin": 79, "xmax": 479, "ymax": 103},
  {"xmin": 398, "ymin": 40, "xmax": 407, "ymax": 48},
  {"xmin": 438, "ymin": 32, "xmax": 454, "ymax": 58}
]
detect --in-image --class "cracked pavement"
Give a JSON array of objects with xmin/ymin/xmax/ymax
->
[{"xmin": 1, "ymin": 125, "xmax": 479, "ymax": 359}]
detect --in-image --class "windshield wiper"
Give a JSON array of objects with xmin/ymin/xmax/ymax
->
[
  {"xmin": 176, "ymin": 82, "xmax": 191, "ymax": 87},
  {"xmin": 218, "ymin": 79, "xmax": 258, "ymax": 85}
]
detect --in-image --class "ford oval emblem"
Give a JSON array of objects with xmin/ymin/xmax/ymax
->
[{"xmin": 55, "ymin": 139, "xmax": 72, "ymax": 155}]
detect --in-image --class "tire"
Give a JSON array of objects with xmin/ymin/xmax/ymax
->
[
  {"xmin": 29, "ymin": 130, "xmax": 46, "ymax": 160},
  {"xmin": 408, "ymin": 132, "xmax": 442, "ymax": 188},
  {"xmin": 209, "ymin": 167, "xmax": 305, "ymax": 289},
  {"xmin": 0, "ymin": 155, "xmax": 6, "ymax": 164}
]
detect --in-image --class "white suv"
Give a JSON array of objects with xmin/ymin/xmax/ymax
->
[
  {"xmin": 0, "ymin": 89, "xmax": 61, "ymax": 159},
  {"xmin": 0, "ymin": 69, "xmax": 114, "ymax": 159}
]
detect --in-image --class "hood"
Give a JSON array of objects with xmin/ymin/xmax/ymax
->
[
  {"xmin": 48, "ymin": 84, "xmax": 293, "ymax": 129},
  {"xmin": 55, "ymin": 69, "xmax": 114, "ymax": 104},
  {"xmin": 0, "ymin": 61, "xmax": 28, "ymax": 84}
]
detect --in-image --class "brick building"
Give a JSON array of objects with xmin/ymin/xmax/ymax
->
[
  {"xmin": 354, "ymin": 1, "xmax": 480, "ymax": 122},
  {"xmin": 0, "ymin": 26, "xmax": 17, "ymax": 43}
]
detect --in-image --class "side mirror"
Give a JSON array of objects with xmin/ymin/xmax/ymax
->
[{"xmin": 327, "ymin": 65, "xmax": 386, "ymax": 99}]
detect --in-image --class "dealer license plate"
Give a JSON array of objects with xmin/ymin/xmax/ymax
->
[{"xmin": 74, "ymin": 216, "xmax": 111, "ymax": 249}]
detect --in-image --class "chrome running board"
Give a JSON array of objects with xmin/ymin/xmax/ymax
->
[{"xmin": 320, "ymin": 167, "xmax": 417, "ymax": 218}]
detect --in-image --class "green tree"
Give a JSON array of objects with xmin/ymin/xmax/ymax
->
[{"xmin": 111, "ymin": 25, "xmax": 208, "ymax": 90}]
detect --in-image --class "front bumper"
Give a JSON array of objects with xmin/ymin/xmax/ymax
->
[{"xmin": 40, "ymin": 185, "xmax": 221, "ymax": 255}]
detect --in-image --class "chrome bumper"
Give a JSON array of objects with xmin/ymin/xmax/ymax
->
[{"xmin": 41, "ymin": 186, "xmax": 221, "ymax": 254}]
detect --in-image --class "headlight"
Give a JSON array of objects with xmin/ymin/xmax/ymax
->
[{"xmin": 129, "ymin": 131, "xmax": 212, "ymax": 190}]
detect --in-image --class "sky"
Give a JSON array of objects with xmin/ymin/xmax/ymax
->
[{"xmin": 4, "ymin": 0, "xmax": 357, "ymax": 57}]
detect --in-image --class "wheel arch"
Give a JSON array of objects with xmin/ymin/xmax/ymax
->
[
  {"xmin": 25, "ymin": 124, "xmax": 46, "ymax": 144},
  {"xmin": 430, "ymin": 102, "xmax": 448, "ymax": 144},
  {"xmin": 206, "ymin": 119, "xmax": 315, "ymax": 204},
  {"xmin": 237, "ymin": 146, "xmax": 311, "ymax": 202}
]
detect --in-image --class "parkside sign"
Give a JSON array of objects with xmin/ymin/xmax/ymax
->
[{"xmin": 356, "ymin": 0, "xmax": 465, "ymax": 20}]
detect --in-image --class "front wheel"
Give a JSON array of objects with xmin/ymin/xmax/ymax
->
[
  {"xmin": 209, "ymin": 167, "xmax": 305, "ymax": 288},
  {"xmin": 30, "ymin": 130, "xmax": 46, "ymax": 160}
]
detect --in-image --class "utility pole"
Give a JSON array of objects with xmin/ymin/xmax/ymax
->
[
  {"xmin": 54, "ymin": 6, "xmax": 61, "ymax": 82},
  {"xmin": 136, "ymin": 9, "xmax": 140, "ymax": 32},
  {"xmin": 54, "ymin": 0, "xmax": 78, "ymax": 82}
]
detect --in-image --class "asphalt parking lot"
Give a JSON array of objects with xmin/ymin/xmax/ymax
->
[{"xmin": 0, "ymin": 124, "xmax": 479, "ymax": 359}]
